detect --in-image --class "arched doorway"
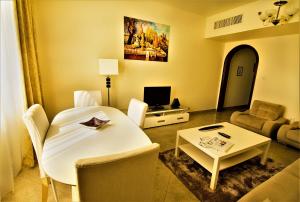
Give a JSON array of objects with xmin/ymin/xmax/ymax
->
[{"xmin": 217, "ymin": 45, "xmax": 259, "ymax": 111}]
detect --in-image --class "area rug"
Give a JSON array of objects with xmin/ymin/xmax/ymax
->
[{"xmin": 159, "ymin": 149, "xmax": 285, "ymax": 202}]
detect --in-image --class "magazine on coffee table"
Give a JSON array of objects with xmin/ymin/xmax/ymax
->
[{"xmin": 199, "ymin": 136, "xmax": 234, "ymax": 152}]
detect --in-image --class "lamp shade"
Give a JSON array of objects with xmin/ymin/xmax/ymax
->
[{"xmin": 98, "ymin": 59, "xmax": 118, "ymax": 75}]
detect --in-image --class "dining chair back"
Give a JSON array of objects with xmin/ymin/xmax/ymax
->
[
  {"xmin": 23, "ymin": 104, "xmax": 58, "ymax": 202},
  {"xmin": 74, "ymin": 90, "xmax": 102, "ymax": 107},
  {"xmin": 23, "ymin": 104, "xmax": 49, "ymax": 178},
  {"xmin": 127, "ymin": 98, "xmax": 148, "ymax": 128},
  {"xmin": 74, "ymin": 143, "xmax": 160, "ymax": 202}
]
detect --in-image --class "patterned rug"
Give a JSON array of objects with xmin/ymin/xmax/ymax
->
[{"xmin": 159, "ymin": 149, "xmax": 285, "ymax": 202}]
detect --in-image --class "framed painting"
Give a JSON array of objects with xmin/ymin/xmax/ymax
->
[{"xmin": 124, "ymin": 16, "xmax": 170, "ymax": 62}]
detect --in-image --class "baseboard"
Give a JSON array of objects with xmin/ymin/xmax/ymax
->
[
  {"xmin": 189, "ymin": 109, "xmax": 217, "ymax": 115},
  {"xmin": 223, "ymin": 105, "xmax": 249, "ymax": 110}
]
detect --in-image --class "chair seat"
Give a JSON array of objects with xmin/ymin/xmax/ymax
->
[{"xmin": 236, "ymin": 114, "xmax": 266, "ymax": 130}]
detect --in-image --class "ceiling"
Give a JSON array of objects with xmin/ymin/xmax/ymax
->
[{"xmin": 154, "ymin": 0, "xmax": 258, "ymax": 16}]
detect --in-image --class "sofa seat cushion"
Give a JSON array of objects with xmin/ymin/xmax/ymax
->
[
  {"xmin": 236, "ymin": 114, "xmax": 266, "ymax": 130},
  {"xmin": 239, "ymin": 170, "xmax": 300, "ymax": 202},
  {"xmin": 238, "ymin": 159, "xmax": 300, "ymax": 202},
  {"xmin": 284, "ymin": 159, "xmax": 300, "ymax": 178},
  {"xmin": 286, "ymin": 129, "xmax": 300, "ymax": 143},
  {"xmin": 250, "ymin": 100, "xmax": 284, "ymax": 121}
]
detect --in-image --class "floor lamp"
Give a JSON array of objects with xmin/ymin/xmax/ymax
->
[{"xmin": 98, "ymin": 59, "xmax": 118, "ymax": 106}]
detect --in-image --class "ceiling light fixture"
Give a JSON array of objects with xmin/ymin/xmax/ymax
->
[{"xmin": 258, "ymin": 0, "xmax": 298, "ymax": 26}]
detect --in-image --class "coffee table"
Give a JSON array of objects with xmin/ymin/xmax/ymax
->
[{"xmin": 175, "ymin": 122, "xmax": 271, "ymax": 190}]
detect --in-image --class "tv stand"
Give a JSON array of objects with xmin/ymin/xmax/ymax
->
[
  {"xmin": 149, "ymin": 105, "xmax": 165, "ymax": 110},
  {"xmin": 143, "ymin": 106, "xmax": 189, "ymax": 128}
]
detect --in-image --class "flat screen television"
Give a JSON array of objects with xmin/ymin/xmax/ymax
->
[{"xmin": 144, "ymin": 86, "xmax": 171, "ymax": 109}]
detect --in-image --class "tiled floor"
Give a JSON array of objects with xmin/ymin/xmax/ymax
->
[{"xmin": 3, "ymin": 109, "xmax": 300, "ymax": 202}]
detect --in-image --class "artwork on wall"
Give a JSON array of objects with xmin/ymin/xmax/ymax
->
[
  {"xmin": 237, "ymin": 66, "xmax": 243, "ymax": 76},
  {"xmin": 124, "ymin": 16, "xmax": 170, "ymax": 62}
]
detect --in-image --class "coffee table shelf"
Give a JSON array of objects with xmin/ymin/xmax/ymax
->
[{"xmin": 179, "ymin": 143, "xmax": 263, "ymax": 172}]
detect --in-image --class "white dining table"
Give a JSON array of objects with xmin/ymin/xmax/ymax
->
[{"xmin": 42, "ymin": 106, "xmax": 152, "ymax": 185}]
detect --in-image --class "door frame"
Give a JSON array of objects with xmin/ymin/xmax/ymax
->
[{"xmin": 217, "ymin": 44, "xmax": 259, "ymax": 112}]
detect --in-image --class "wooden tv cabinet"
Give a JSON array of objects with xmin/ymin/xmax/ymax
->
[{"xmin": 143, "ymin": 106, "xmax": 189, "ymax": 128}]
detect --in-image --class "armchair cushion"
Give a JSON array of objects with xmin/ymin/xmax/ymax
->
[
  {"xmin": 249, "ymin": 100, "xmax": 284, "ymax": 121},
  {"xmin": 236, "ymin": 114, "xmax": 266, "ymax": 130}
]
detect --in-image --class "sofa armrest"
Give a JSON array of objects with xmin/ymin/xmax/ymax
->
[
  {"xmin": 262, "ymin": 117, "xmax": 288, "ymax": 138},
  {"xmin": 277, "ymin": 124, "xmax": 292, "ymax": 143},
  {"xmin": 242, "ymin": 110, "xmax": 250, "ymax": 114},
  {"xmin": 230, "ymin": 110, "xmax": 249, "ymax": 123}
]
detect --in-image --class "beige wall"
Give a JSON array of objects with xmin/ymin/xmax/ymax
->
[
  {"xmin": 32, "ymin": 0, "xmax": 224, "ymax": 119},
  {"xmin": 223, "ymin": 34, "xmax": 299, "ymax": 120},
  {"xmin": 205, "ymin": 0, "xmax": 299, "ymax": 38},
  {"xmin": 224, "ymin": 48, "xmax": 256, "ymax": 107}
]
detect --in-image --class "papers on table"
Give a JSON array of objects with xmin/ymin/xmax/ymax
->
[{"xmin": 199, "ymin": 136, "xmax": 234, "ymax": 152}]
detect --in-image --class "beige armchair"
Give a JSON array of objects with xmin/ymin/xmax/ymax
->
[
  {"xmin": 277, "ymin": 121, "xmax": 300, "ymax": 149},
  {"xmin": 230, "ymin": 100, "xmax": 287, "ymax": 138}
]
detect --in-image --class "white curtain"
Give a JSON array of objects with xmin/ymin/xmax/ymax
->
[{"xmin": 0, "ymin": 1, "xmax": 28, "ymax": 199}]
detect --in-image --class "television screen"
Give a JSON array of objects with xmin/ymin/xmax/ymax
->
[{"xmin": 144, "ymin": 86, "xmax": 171, "ymax": 108}]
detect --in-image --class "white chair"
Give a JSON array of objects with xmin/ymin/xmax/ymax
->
[
  {"xmin": 74, "ymin": 90, "xmax": 102, "ymax": 107},
  {"xmin": 127, "ymin": 98, "xmax": 148, "ymax": 128},
  {"xmin": 72, "ymin": 143, "xmax": 160, "ymax": 202},
  {"xmin": 23, "ymin": 104, "xmax": 58, "ymax": 202}
]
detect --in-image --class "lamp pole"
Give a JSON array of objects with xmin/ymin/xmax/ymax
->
[
  {"xmin": 106, "ymin": 76, "xmax": 111, "ymax": 106},
  {"xmin": 98, "ymin": 58, "xmax": 118, "ymax": 107}
]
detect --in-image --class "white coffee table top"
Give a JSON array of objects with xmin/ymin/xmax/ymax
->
[{"xmin": 177, "ymin": 122, "xmax": 271, "ymax": 159}]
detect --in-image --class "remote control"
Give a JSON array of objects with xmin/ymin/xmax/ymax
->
[
  {"xmin": 198, "ymin": 125, "xmax": 223, "ymax": 131},
  {"xmin": 218, "ymin": 132, "xmax": 231, "ymax": 139}
]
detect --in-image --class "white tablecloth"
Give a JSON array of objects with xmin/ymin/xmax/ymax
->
[{"xmin": 42, "ymin": 106, "xmax": 152, "ymax": 185}]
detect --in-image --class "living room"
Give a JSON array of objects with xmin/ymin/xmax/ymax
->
[
  {"xmin": 29, "ymin": 0, "xmax": 299, "ymax": 121},
  {"xmin": 0, "ymin": 0, "xmax": 299, "ymax": 201}
]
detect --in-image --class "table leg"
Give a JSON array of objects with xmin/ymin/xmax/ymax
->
[
  {"xmin": 175, "ymin": 133, "xmax": 180, "ymax": 158},
  {"xmin": 50, "ymin": 178, "xmax": 58, "ymax": 202},
  {"xmin": 260, "ymin": 140, "xmax": 271, "ymax": 165},
  {"xmin": 210, "ymin": 158, "xmax": 220, "ymax": 190},
  {"xmin": 41, "ymin": 177, "xmax": 49, "ymax": 202},
  {"xmin": 72, "ymin": 186, "xmax": 79, "ymax": 202}
]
